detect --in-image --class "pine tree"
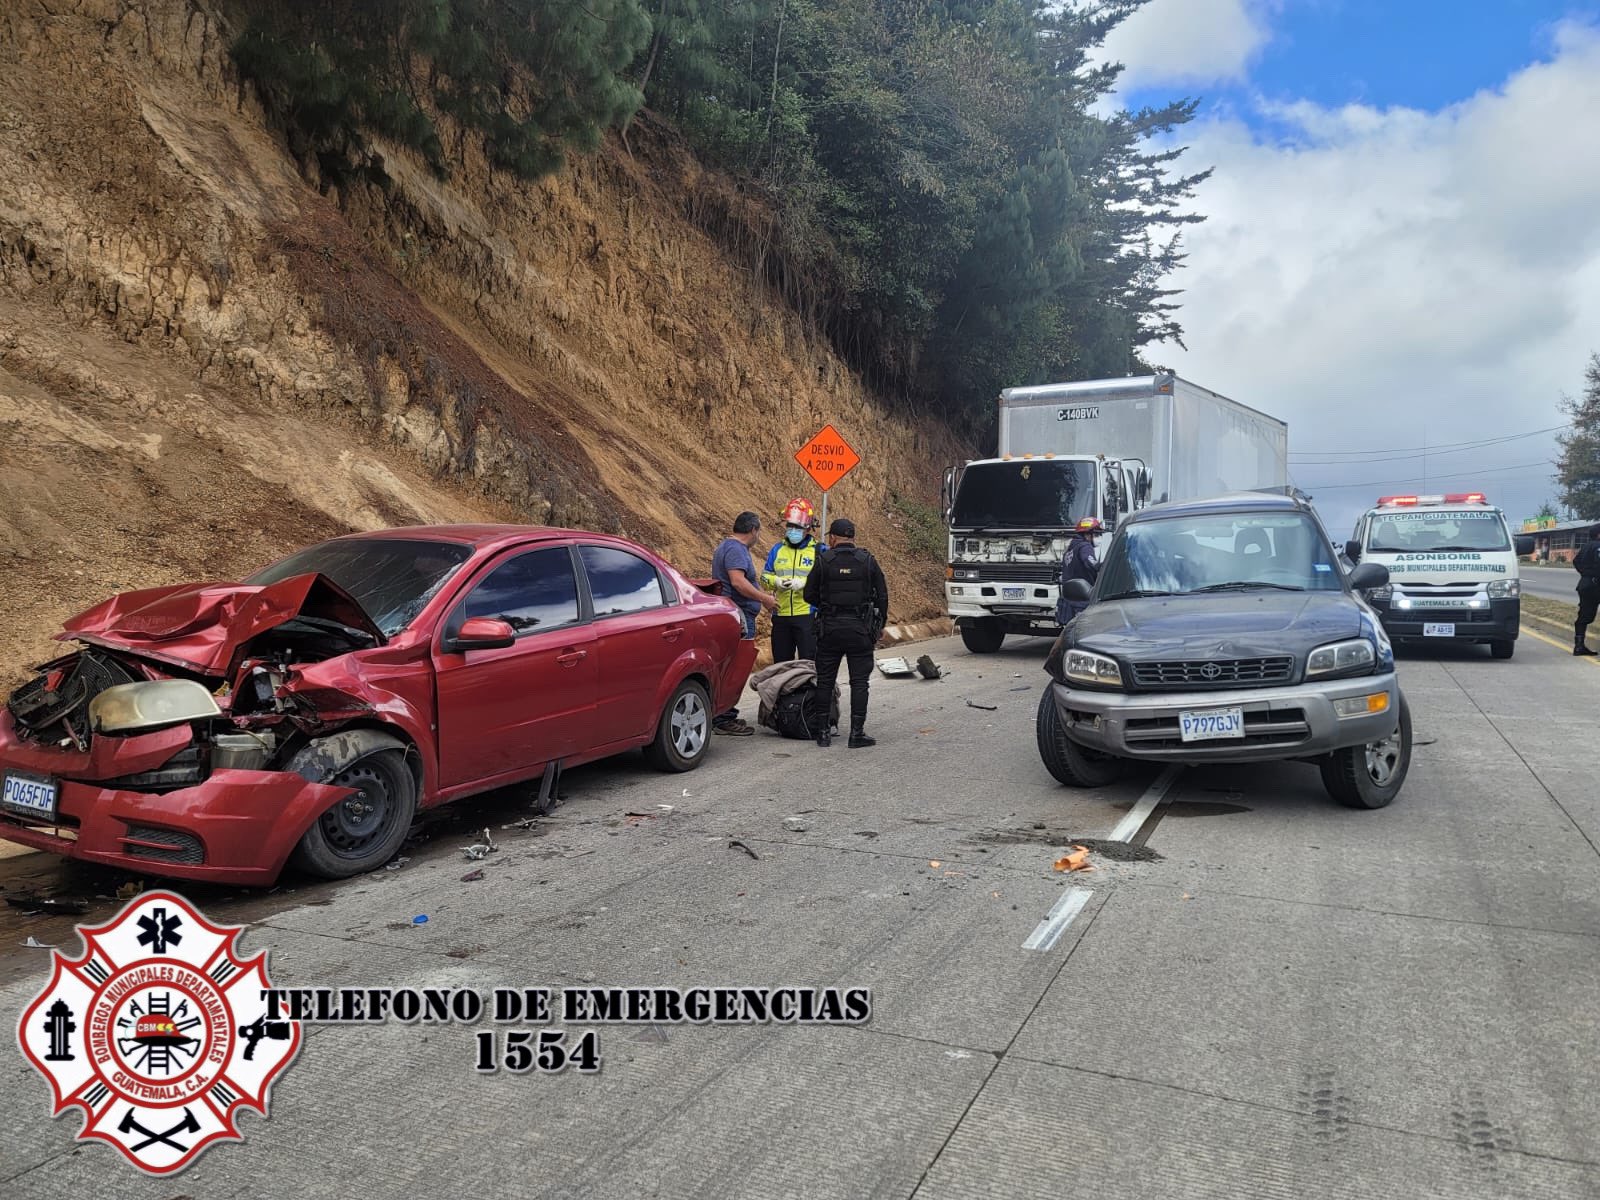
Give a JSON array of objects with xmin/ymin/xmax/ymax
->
[{"xmin": 1556, "ymin": 354, "xmax": 1600, "ymax": 519}]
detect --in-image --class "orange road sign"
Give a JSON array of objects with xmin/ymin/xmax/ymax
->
[{"xmin": 796, "ymin": 424, "xmax": 861, "ymax": 492}]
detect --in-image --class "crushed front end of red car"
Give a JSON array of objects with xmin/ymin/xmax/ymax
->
[{"xmin": 0, "ymin": 576, "xmax": 400, "ymax": 884}]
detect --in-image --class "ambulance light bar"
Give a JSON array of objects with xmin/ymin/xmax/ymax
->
[{"xmin": 1376, "ymin": 492, "xmax": 1488, "ymax": 507}]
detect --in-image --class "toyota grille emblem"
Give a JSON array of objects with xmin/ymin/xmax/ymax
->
[{"xmin": 1199, "ymin": 662, "xmax": 1222, "ymax": 680}]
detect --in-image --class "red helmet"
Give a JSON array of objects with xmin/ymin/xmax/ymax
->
[
  {"xmin": 782, "ymin": 498, "xmax": 816, "ymax": 528},
  {"xmin": 1075, "ymin": 517, "xmax": 1104, "ymax": 536}
]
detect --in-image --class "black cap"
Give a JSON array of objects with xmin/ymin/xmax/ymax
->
[
  {"xmin": 733, "ymin": 511, "xmax": 762, "ymax": 534},
  {"xmin": 828, "ymin": 518, "xmax": 855, "ymax": 538}
]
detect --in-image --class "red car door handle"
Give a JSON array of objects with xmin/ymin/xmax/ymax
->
[
  {"xmin": 661, "ymin": 627, "xmax": 684, "ymax": 642},
  {"xmin": 556, "ymin": 649, "xmax": 588, "ymax": 666}
]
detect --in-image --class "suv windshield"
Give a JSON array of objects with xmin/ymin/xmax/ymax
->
[
  {"xmin": 247, "ymin": 538, "xmax": 473, "ymax": 636},
  {"xmin": 1365, "ymin": 509, "xmax": 1510, "ymax": 553},
  {"xmin": 1098, "ymin": 511, "xmax": 1344, "ymax": 596},
  {"xmin": 950, "ymin": 460, "xmax": 1095, "ymax": 529}
]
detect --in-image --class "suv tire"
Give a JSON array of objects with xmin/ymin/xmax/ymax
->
[
  {"xmin": 1490, "ymin": 639, "xmax": 1515, "ymax": 660},
  {"xmin": 1320, "ymin": 693, "xmax": 1412, "ymax": 809},
  {"xmin": 1036, "ymin": 686, "xmax": 1125, "ymax": 788}
]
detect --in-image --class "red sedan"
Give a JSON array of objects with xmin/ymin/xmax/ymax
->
[{"xmin": 0, "ymin": 526, "xmax": 757, "ymax": 884}]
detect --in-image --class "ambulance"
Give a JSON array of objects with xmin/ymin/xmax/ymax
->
[{"xmin": 1344, "ymin": 493, "xmax": 1521, "ymax": 659}]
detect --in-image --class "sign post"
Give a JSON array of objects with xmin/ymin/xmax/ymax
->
[{"xmin": 795, "ymin": 423, "xmax": 862, "ymax": 539}]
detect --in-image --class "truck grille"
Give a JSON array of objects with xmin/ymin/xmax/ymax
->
[
  {"xmin": 955, "ymin": 562, "xmax": 1058, "ymax": 584},
  {"xmin": 1129, "ymin": 657, "xmax": 1295, "ymax": 689}
]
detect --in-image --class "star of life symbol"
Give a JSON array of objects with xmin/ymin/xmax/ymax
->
[{"xmin": 17, "ymin": 890, "xmax": 301, "ymax": 1174}]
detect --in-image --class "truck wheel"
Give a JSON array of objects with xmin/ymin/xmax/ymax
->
[
  {"xmin": 644, "ymin": 679, "xmax": 711, "ymax": 773},
  {"xmin": 1320, "ymin": 693, "xmax": 1411, "ymax": 810},
  {"xmin": 289, "ymin": 739, "xmax": 417, "ymax": 878},
  {"xmin": 1036, "ymin": 686, "xmax": 1125, "ymax": 788},
  {"xmin": 1490, "ymin": 639, "xmax": 1515, "ymax": 660},
  {"xmin": 961, "ymin": 619, "xmax": 1006, "ymax": 654}
]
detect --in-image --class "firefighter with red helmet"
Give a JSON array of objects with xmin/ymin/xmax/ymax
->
[
  {"xmin": 761, "ymin": 497, "xmax": 825, "ymax": 662},
  {"xmin": 1056, "ymin": 517, "xmax": 1105, "ymax": 626}
]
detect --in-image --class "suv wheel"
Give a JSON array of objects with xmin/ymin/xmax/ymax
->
[
  {"xmin": 1320, "ymin": 693, "xmax": 1412, "ymax": 809},
  {"xmin": 1036, "ymin": 686, "xmax": 1125, "ymax": 788},
  {"xmin": 1490, "ymin": 639, "xmax": 1515, "ymax": 660}
]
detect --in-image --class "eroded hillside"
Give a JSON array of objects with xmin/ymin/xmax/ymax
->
[{"xmin": 0, "ymin": 0, "xmax": 966, "ymax": 680}]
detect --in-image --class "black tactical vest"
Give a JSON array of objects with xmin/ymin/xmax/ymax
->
[{"xmin": 816, "ymin": 547, "xmax": 874, "ymax": 614}]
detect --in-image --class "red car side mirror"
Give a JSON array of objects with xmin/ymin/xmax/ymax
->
[{"xmin": 449, "ymin": 616, "xmax": 516, "ymax": 653}]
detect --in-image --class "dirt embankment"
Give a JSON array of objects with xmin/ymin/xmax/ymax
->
[{"xmin": 0, "ymin": 0, "xmax": 968, "ymax": 684}]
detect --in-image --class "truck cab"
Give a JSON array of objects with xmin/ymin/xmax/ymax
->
[
  {"xmin": 942, "ymin": 454, "xmax": 1149, "ymax": 653},
  {"xmin": 1344, "ymin": 493, "xmax": 1521, "ymax": 659}
]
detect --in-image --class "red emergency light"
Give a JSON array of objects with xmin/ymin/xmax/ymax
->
[
  {"xmin": 1377, "ymin": 495, "xmax": 1419, "ymax": 506},
  {"xmin": 1444, "ymin": 492, "xmax": 1487, "ymax": 503}
]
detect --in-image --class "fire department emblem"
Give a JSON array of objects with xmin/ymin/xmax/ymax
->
[{"xmin": 16, "ymin": 890, "xmax": 301, "ymax": 1174}]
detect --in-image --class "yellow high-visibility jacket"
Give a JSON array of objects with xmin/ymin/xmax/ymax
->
[{"xmin": 761, "ymin": 537, "xmax": 823, "ymax": 617}]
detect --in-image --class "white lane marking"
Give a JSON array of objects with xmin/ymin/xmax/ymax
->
[
  {"xmin": 1107, "ymin": 765, "xmax": 1185, "ymax": 843},
  {"xmin": 1021, "ymin": 765, "xmax": 1186, "ymax": 952},
  {"xmin": 1021, "ymin": 887, "xmax": 1093, "ymax": 952}
]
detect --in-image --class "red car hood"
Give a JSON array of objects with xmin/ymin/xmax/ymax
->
[{"xmin": 59, "ymin": 573, "xmax": 384, "ymax": 675}]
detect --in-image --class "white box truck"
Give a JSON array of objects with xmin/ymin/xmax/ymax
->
[{"xmin": 941, "ymin": 373, "xmax": 1290, "ymax": 653}]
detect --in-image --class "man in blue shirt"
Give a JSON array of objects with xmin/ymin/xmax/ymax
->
[{"xmin": 712, "ymin": 511, "xmax": 778, "ymax": 734}]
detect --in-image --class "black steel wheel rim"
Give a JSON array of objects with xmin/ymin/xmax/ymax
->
[{"xmin": 319, "ymin": 762, "xmax": 394, "ymax": 858}]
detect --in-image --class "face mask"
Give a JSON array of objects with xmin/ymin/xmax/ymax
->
[{"xmin": 786, "ymin": 528, "xmax": 806, "ymax": 545}]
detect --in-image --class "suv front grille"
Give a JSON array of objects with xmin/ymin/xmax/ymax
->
[
  {"xmin": 1129, "ymin": 657, "xmax": 1294, "ymax": 689},
  {"xmin": 1124, "ymin": 708, "xmax": 1310, "ymax": 751}
]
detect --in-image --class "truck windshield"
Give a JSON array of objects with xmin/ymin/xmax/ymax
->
[
  {"xmin": 1366, "ymin": 510, "xmax": 1510, "ymax": 553},
  {"xmin": 1098, "ymin": 512, "xmax": 1344, "ymax": 595},
  {"xmin": 950, "ymin": 460, "xmax": 1095, "ymax": 529}
]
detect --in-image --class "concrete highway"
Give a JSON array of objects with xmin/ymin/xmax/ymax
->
[
  {"xmin": 2, "ymin": 628, "xmax": 1597, "ymax": 1199},
  {"xmin": 1519, "ymin": 563, "xmax": 1587, "ymax": 603}
]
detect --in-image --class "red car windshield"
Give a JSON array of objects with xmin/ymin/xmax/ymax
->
[{"xmin": 247, "ymin": 539, "xmax": 473, "ymax": 636}]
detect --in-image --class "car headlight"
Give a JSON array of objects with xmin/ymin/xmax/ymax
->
[
  {"xmin": 1305, "ymin": 638, "xmax": 1376, "ymax": 679},
  {"xmin": 1065, "ymin": 649, "xmax": 1123, "ymax": 688},
  {"xmin": 948, "ymin": 566, "xmax": 981, "ymax": 582},
  {"xmin": 89, "ymin": 680, "xmax": 222, "ymax": 734},
  {"xmin": 1488, "ymin": 579, "xmax": 1520, "ymax": 599},
  {"xmin": 1365, "ymin": 583, "xmax": 1392, "ymax": 601}
]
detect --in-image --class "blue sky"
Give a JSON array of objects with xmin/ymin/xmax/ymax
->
[
  {"xmin": 1120, "ymin": 1, "xmax": 1590, "ymax": 120},
  {"xmin": 1095, "ymin": 0, "xmax": 1600, "ymax": 536}
]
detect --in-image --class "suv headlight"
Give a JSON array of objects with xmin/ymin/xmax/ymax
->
[
  {"xmin": 1365, "ymin": 583, "xmax": 1392, "ymax": 601},
  {"xmin": 1306, "ymin": 638, "xmax": 1376, "ymax": 679},
  {"xmin": 1487, "ymin": 579, "xmax": 1519, "ymax": 599},
  {"xmin": 1065, "ymin": 649, "xmax": 1122, "ymax": 688}
]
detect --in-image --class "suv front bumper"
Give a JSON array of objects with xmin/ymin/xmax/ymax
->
[{"xmin": 1049, "ymin": 672, "xmax": 1400, "ymax": 764}]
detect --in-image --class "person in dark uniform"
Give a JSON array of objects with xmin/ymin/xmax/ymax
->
[
  {"xmin": 1574, "ymin": 525, "xmax": 1600, "ymax": 656},
  {"xmin": 804, "ymin": 518, "xmax": 889, "ymax": 748},
  {"xmin": 1055, "ymin": 517, "xmax": 1104, "ymax": 626}
]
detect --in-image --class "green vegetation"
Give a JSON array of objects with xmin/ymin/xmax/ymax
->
[
  {"xmin": 890, "ymin": 493, "xmax": 947, "ymax": 562},
  {"xmin": 229, "ymin": 0, "xmax": 1203, "ymax": 429},
  {"xmin": 1555, "ymin": 354, "xmax": 1600, "ymax": 519}
]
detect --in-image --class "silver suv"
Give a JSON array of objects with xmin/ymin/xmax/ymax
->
[{"xmin": 1038, "ymin": 492, "xmax": 1412, "ymax": 808}]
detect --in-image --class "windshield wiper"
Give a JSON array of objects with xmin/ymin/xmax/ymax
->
[
  {"xmin": 1101, "ymin": 589, "xmax": 1176, "ymax": 600},
  {"xmin": 1191, "ymin": 581, "xmax": 1306, "ymax": 593},
  {"xmin": 1425, "ymin": 545, "xmax": 1498, "ymax": 553}
]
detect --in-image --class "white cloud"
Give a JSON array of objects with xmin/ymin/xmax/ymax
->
[
  {"xmin": 1097, "ymin": 0, "xmax": 1278, "ymax": 90},
  {"xmin": 1146, "ymin": 19, "xmax": 1600, "ymax": 533}
]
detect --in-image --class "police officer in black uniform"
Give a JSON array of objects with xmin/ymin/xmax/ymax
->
[
  {"xmin": 1574, "ymin": 524, "xmax": 1600, "ymax": 656},
  {"xmin": 804, "ymin": 517, "xmax": 889, "ymax": 748}
]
